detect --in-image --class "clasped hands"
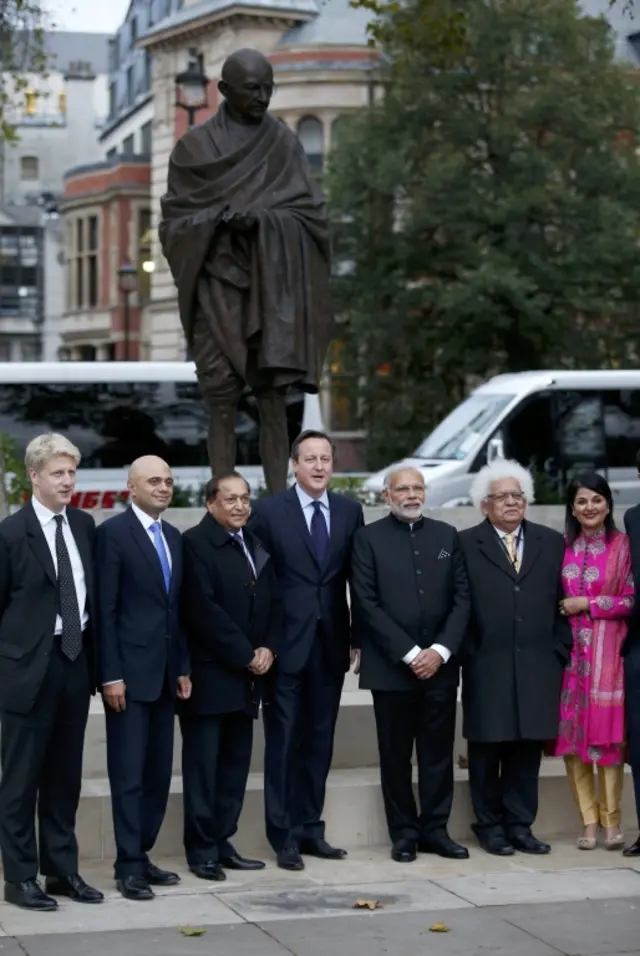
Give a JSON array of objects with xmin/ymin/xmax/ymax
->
[
  {"xmin": 410, "ymin": 648, "xmax": 443, "ymax": 680},
  {"xmin": 559, "ymin": 596, "xmax": 590, "ymax": 616},
  {"xmin": 248, "ymin": 647, "xmax": 274, "ymax": 676},
  {"xmin": 222, "ymin": 207, "xmax": 257, "ymax": 233}
]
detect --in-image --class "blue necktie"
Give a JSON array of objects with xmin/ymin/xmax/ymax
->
[
  {"xmin": 310, "ymin": 500, "xmax": 329, "ymax": 564},
  {"xmin": 150, "ymin": 521, "xmax": 171, "ymax": 593}
]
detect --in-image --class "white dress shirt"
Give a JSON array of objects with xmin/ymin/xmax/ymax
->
[
  {"xmin": 103, "ymin": 503, "xmax": 172, "ymax": 686},
  {"xmin": 131, "ymin": 501, "xmax": 172, "ymax": 570},
  {"xmin": 32, "ymin": 496, "xmax": 88, "ymax": 634},
  {"xmin": 401, "ymin": 521, "xmax": 451, "ymax": 667},
  {"xmin": 295, "ymin": 484, "xmax": 331, "ymax": 535},
  {"xmin": 229, "ymin": 527, "xmax": 257, "ymax": 576}
]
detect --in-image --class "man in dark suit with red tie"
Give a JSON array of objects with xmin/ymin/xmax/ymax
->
[
  {"xmin": 249, "ymin": 430, "xmax": 364, "ymax": 870},
  {"xmin": 0, "ymin": 433, "xmax": 102, "ymax": 910},
  {"xmin": 97, "ymin": 456, "xmax": 191, "ymax": 901}
]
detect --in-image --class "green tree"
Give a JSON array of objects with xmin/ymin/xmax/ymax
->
[
  {"xmin": 329, "ymin": 0, "xmax": 640, "ymax": 468},
  {"xmin": 0, "ymin": 0, "xmax": 48, "ymax": 142}
]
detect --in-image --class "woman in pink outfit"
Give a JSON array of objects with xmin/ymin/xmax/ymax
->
[{"xmin": 555, "ymin": 472, "xmax": 634, "ymax": 850}]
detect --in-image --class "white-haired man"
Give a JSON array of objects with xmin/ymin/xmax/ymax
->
[
  {"xmin": 0, "ymin": 434, "xmax": 103, "ymax": 910},
  {"xmin": 351, "ymin": 467, "xmax": 470, "ymax": 862},
  {"xmin": 459, "ymin": 459, "xmax": 572, "ymax": 857}
]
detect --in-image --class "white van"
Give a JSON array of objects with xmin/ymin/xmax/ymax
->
[
  {"xmin": 0, "ymin": 362, "xmax": 323, "ymax": 508},
  {"xmin": 363, "ymin": 370, "xmax": 640, "ymax": 507}
]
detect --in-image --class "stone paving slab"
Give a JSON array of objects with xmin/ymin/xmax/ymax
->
[
  {"xmin": 219, "ymin": 878, "xmax": 470, "ymax": 922},
  {"xmin": 15, "ymin": 924, "xmax": 287, "ymax": 956},
  {"xmin": 496, "ymin": 896, "xmax": 640, "ymax": 955},
  {"xmin": 434, "ymin": 866, "xmax": 640, "ymax": 907}
]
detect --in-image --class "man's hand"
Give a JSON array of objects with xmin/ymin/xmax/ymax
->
[
  {"xmin": 350, "ymin": 647, "xmax": 361, "ymax": 675},
  {"xmin": 103, "ymin": 681, "xmax": 126, "ymax": 712},
  {"xmin": 249, "ymin": 647, "xmax": 274, "ymax": 676},
  {"xmin": 225, "ymin": 211, "xmax": 257, "ymax": 233},
  {"xmin": 410, "ymin": 648, "xmax": 443, "ymax": 680},
  {"xmin": 560, "ymin": 596, "xmax": 589, "ymax": 616},
  {"xmin": 177, "ymin": 676, "xmax": 192, "ymax": 700}
]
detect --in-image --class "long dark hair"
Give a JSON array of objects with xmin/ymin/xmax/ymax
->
[{"xmin": 565, "ymin": 471, "xmax": 616, "ymax": 545}]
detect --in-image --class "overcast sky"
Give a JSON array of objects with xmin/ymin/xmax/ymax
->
[{"xmin": 44, "ymin": 0, "xmax": 131, "ymax": 34}]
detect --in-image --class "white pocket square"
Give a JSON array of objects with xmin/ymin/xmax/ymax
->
[{"xmin": 437, "ymin": 549, "xmax": 451, "ymax": 560}]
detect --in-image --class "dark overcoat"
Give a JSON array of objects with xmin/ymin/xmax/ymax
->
[{"xmin": 459, "ymin": 518, "xmax": 572, "ymax": 743}]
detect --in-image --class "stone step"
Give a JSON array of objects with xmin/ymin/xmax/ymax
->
[
  {"xmin": 82, "ymin": 689, "xmax": 468, "ymax": 777},
  {"xmin": 75, "ymin": 761, "xmax": 639, "ymax": 862}
]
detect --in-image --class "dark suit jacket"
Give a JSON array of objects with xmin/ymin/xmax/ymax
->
[
  {"xmin": 96, "ymin": 507, "xmax": 189, "ymax": 703},
  {"xmin": 351, "ymin": 514, "xmax": 470, "ymax": 691},
  {"xmin": 459, "ymin": 518, "xmax": 572, "ymax": 743},
  {"xmin": 624, "ymin": 504, "xmax": 640, "ymax": 655},
  {"xmin": 248, "ymin": 486, "xmax": 364, "ymax": 675},
  {"xmin": 0, "ymin": 500, "xmax": 97, "ymax": 714},
  {"xmin": 181, "ymin": 513, "xmax": 282, "ymax": 718}
]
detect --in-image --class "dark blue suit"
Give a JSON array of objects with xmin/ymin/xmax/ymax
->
[
  {"xmin": 249, "ymin": 486, "xmax": 364, "ymax": 851},
  {"xmin": 96, "ymin": 507, "xmax": 189, "ymax": 879}
]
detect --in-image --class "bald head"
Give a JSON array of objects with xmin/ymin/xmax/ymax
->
[
  {"xmin": 218, "ymin": 48, "xmax": 274, "ymax": 124},
  {"xmin": 127, "ymin": 455, "xmax": 174, "ymax": 518}
]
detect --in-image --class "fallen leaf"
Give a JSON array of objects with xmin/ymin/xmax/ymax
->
[
  {"xmin": 353, "ymin": 898, "xmax": 383, "ymax": 910},
  {"xmin": 429, "ymin": 922, "xmax": 450, "ymax": 933},
  {"xmin": 179, "ymin": 926, "xmax": 206, "ymax": 936}
]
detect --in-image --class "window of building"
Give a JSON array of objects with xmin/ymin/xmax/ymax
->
[
  {"xmin": 24, "ymin": 89, "xmax": 37, "ymax": 116},
  {"xmin": 140, "ymin": 120, "xmax": 152, "ymax": 155},
  {"xmin": 104, "ymin": 343, "xmax": 117, "ymax": 361},
  {"xmin": 0, "ymin": 226, "xmax": 42, "ymax": 320},
  {"xmin": 78, "ymin": 345, "xmax": 97, "ymax": 361},
  {"xmin": 126, "ymin": 66, "xmax": 134, "ymax": 106},
  {"xmin": 130, "ymin": 16, "xmax": 138, "ymax": 45},
  {"xmin": 327, "ymin": 339, "xmax": 359, "ymax": 431},
  {"xmin": 109, "ymin": 81, "xmax": 117, "ymax": 118},
  {"xmin": 143, "ymin": 51, "xmax": 152, "ymax": 91},
  {"xmin": 58, "ymin": 90, "xmax": 66, "ymax": 115},
  {"xmin": 109, "ymin": 36, "xmax": 120, "ymax": 71},
  {"xmin": 67, "ymin": 214, "xmax": 100, "ymax": 311},
  {"xmin": 297, "ymin": 116, "xmax": 324, "ymax": 173},
  {"xmin": 122, "ymin": 135, "xmax": 135, "ymax": 157},
  {"xmin": 106, "ymin": 147, "xmax": 117, "ymax": 161},
  {"xmin": 20, "ymin": 156, "xmax": 39, "ymax": 181},
  {"xmin": 138, "ymin": 208, "xmax": 152, "ymax": 301}
]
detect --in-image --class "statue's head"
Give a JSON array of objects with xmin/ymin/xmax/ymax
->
[{"xmin": 218, "ymin": 48, "xmax": 274, "ymax": 124}]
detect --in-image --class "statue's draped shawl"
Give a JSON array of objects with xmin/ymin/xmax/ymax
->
[{"xmin": 159, "ymin": 106, "xmax": 333, "ymax": 392}]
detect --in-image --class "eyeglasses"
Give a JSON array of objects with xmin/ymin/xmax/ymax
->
[{"xmin": 487, "ymin": 492, "xmax": 525, "ymax": 503}]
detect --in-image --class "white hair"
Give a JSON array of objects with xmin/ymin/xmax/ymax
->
[
  {"xmin": 383, "ymin": 466, "xmax": 425, "ymax": 490},
  {"xmin": 469, "ymin": 458, "xmax": 535, "ymax": 510},
  {"xmin": 24, "ymin": 433, "xmax": 81, "ymax": 473}
]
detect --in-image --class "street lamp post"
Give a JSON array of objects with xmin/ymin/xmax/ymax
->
[
  {"xmin": 118, "ymin": 262, "xmax": 138, "ymax": 361},
  {"xmin": 175, "ymin": 48, "xmax": 209, "ymax": 129}
]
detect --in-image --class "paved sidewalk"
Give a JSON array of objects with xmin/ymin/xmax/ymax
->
[{"xmin": 0, "ymin": 842, "xmax": 639, "ymax": 954}]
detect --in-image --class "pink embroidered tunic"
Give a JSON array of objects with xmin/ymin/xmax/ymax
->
[{"xmin": 554, "ymin": 529, "xmax": 634, "ymax": 766}]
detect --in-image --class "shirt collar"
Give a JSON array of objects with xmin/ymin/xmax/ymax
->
[
  {"xmin": 295, "ymin": 484, "xmax": 329, "ymax": 511},
  {"xmin": 494, "ymin": 523, "xmax": 521, "ymax": 539},
  {"xmin": 229, "ymin": 528, "xmax": 244, "ymax": 540},
  {"xmin": 31, "ymin": 496, "xmax": 67, "ymax": 526},
  {"xmin": 131, "ymin": 501, "xmax": 160, "ymax": 531}
]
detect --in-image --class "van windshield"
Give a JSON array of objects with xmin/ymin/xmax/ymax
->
[{"xmin": 413, "ymin": 394, "xmax": 514, "ymax": 460}]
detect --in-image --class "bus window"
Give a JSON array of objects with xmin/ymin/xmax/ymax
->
[
  {"xmin": 603, "ymin": 390, "xmax": 640, "ymax": 468},
  {"xmin": 502, "ymin": 393, "xmax": 556, "ymax": 474},
  {"xmin": 0, "ymin": 382, "xmax": 303, "ymax": 467},
  {"xmin": 554, "ymin": 391, "xmax": 606, "ymax": 473}
]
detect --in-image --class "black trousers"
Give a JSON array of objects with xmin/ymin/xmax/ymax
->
[
  {"xmin": 372, "ymin": 682, "xmax": 457, "ymax": 843},
  {"xmin": 625, "ymin": 647, "xmax": 640, "ymax": 828},
  {"xmin": 105, "ymin": 682, "xmax": 175, "ymax": 879},
  {"xmin": 263, "ymin": 635, "xmax": 343, "ymax": 851},
  {"xmin": 0, "ymin": 643, "xmax": 90, "ymax": 883},
  {"xmin": 181, "ymin": 710, "xmax": 253, "ymax": 866},
  {"xmin": 467, "ymin": 739, "xmax": 543, "ymax": 839}
]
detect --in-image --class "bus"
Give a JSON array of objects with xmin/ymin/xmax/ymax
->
[
  {"xmin": 363, "ymin": 370, "xmax": 640, "ymax": 507},
  {"xmin": 0, "ymin": 362, "xmax": 323, "ymax": 508}
]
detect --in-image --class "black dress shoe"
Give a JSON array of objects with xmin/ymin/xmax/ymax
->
[
  {"xmin": 419, "ymin": 833, "xmax": 470, "ymax": 860},
  {"xmin": 300, "ymin": 838, "xmax": 347, "ymax": 860},
  {"xmin": 391, "ymin": 839, "xmax": 417, "ymax": 862},
  {"xmin": 277, "ymin": 845, "xmax": 305, "ymax": 870},
  {"xmin": 510, "ymin": 833, "xmax": 551, "ymax": 855},
  {"xmin": 623, "ymin": 836, "xmax": 640, "ymax": 857},
  {"xmin": 145, "ymin": 862, "xmax": 180, "ymax": 885},
  {"xmin": 116, "ymin": 876, "xmax": 154, "ymax": 901},
  {"xmin": 478, "ymin": 835, "xmax": 515, "ymax": 856},
  {"xmin": 220, "ymin": 853, "xmax": 265, "ymax": 871},
  {"xmin": 189, "ymin": 862, "xmax": 226, "ymax": 881},
  {"xmin": 45, "ymin": 874, "xmax": 104, "ymax": 903},
  {"xmin": 4, "ymin": 879, "xmax": 58, "ymax": 911}
]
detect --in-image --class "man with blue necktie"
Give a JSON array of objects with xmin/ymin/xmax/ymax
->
[
  {"xmin": 249, "ymin": 431, "xmax": 364, "ymax": 870},
  {"xmin": 96, "ymin": 456, "xmax": 191, "ymax": 901}
]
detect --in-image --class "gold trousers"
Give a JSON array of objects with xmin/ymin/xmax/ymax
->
[{"xmin": 564, "ymin": 755, "xmax": 624, "ymax": 827}]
